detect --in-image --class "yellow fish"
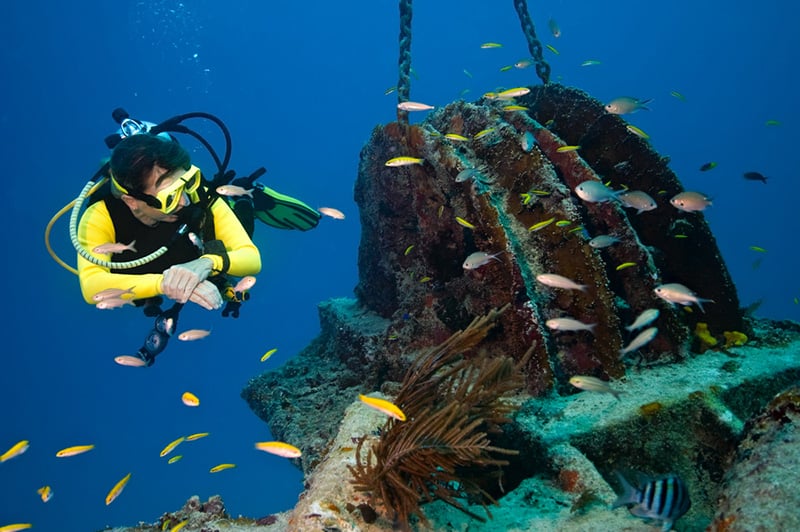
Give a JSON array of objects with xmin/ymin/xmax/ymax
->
[
  {"xmin": 749, "ymin": 246, "xmax": 767, "ymax": 253},
  {"xmin": 520, "ymin": 193, "xmax": 532, "ymax": 205},
  {"xmin": 419, "ymin": 276, "xmax": 432, "ymax": 283},
  {"xmin": 455, "ymin": 217, "xmax": 475, "ymax": 229},
  {"xmin": 185, "ymin": 432, "xmax": 209, "ymax": 441},
  {"xmin": 531, "ymin": 189, "xmax": 551, "ymax": 196},
  {"xmin": 480, "ymin": 42, "xmax": 503, "ymax": 49},
  {"xmin": 444, "ymin": 133, "xmax": 469, "ymax": 142},
  {"xmin": 626, "ymin": 125, "xmax": 650, "ymax": 139},
  {"xmin": 437, "ymin": 205, "xmax": 444, "ymax": 218},
  {"xmin": 556, "ymin": 145, "xmax": 581, "ymax": 152},
  {"xmin": 254, "ymin": 441, "xmax": 303, "ymax": 458},
  {"xmin": 261, "ymin": 348, "xmax": 278, "ymax": 362},
  {"xmin": 555, "ymin": 220, "xmax": 571, "ymax": 227},
  {"xmin": 358, "ymin": 394, "xmax": 407, "ymax": 421},
  {"xmin": 0, "ymin": 440, "xmax": 29, "ymax": 463},
  {"xmin": 496, "ymin": 87, "xmax": 530, "ymax": 99},
  {"xmin": 473, "ymin": 128, "xmax": 495, "ymax": 139},
  {"xmin": 670, "ymin": 90, "xmax": 687, "ymax": 102},
  {"xmin": 181, "ymin": 392, "xmax": 200, "ymax": 407},
  {"xmin": 385, "ymin": 156, "xmax": 424, "ymax": 167},
  {"xmin": 615, "ymin": 262, "xmax": 637, "ymax": 271},
  {"xmin": 499, "ymin": 65, "xmax": 513, "ymax": 72},
  {"xmin": 209, "ymin": 463, "xmax": 236, "ymax": 473},
  {"xmin": 765, "ymin": 119, "xmax": 781, "ymax": 126},
  {"xmin": 502, "ymin": 105, "xmax": 529, "ymax": 111},
  {"xmin": 529, "ymin": 217, "xmax": 556, "ymax": 232},
  {"xmin": 384, "ymin": 86, "xmax": 397, "ymax": 95},
  {"xmin": 404, "ymin": 245, "xmax": 414, "ymax": 256},
  {"xmin": 0, "ymin": 525, "xmax": 32, "ymax": 532},
  {"xmin": 37, "ymin": 485, "xmax": 53, "ymax": 502},
  {"xmin": 56, "ymin": 444, "xmax": 95, "ymax": 458},
  {"xmin": 167, "ymin": 455, "xmax": 183, "ymax": 464},
  {"xmin": 545, "ymin": 44, "xmax": 560, "ymax": 55},
  {"xmin": 160, "ymin": 436, "xmax": 185, "ymax": 458},
  {"xmin": 170, "ymin": 521, "xmax": 189, "ymax": 532},
  {"xmin": 105, "ymin": 472, "xmax": 131, "ymax": 505}
]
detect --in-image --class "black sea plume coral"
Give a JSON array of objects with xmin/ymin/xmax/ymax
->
[{"xmin": 348, "ymin": 305, "xmax": 529, "ymax": 528}]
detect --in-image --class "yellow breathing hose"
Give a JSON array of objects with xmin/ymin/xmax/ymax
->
[{"xmin": 46, "ymin": 177, "xmax": 172, "ymax": 275}]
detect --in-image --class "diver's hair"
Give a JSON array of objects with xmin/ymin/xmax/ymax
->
[{"xmin": 110, "ymin": 134, "xmax": 190, "ymax": 193}]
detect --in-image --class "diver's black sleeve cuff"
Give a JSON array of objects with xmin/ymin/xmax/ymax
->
[{"xmin": 202, "ymin": 240, "xmax": 231, "ymax": 275}]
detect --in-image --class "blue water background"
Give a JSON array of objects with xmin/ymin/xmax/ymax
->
[{"xmin": 1, "ymin": 1, "xmax": 798, "ymax": 530}]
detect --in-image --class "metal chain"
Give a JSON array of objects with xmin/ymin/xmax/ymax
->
[
  {"xmin": 397, "ymin": 0, "xmax": 413, "ymax": 125},
  {"xmin": 513, "ymin": 0, "xmax": 550, "ymax": 84}
]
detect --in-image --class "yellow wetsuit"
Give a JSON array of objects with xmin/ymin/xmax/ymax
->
[{"xmin": 77, "ymin": 195, "xmax": 261, "ymax": 304}]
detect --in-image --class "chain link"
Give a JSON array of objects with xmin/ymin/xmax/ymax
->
[
  {"xmin": 513, "ymin": 0, "xmax": 550, "ymax": 84},
  {"xmin": 397, "ymin": 0, "xmax": 413, "ymax": 125}
]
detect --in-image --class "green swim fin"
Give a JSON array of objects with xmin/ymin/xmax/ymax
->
[{"xmin": 250, "ymin": 182, "xmax": 321, "ymax": 231}]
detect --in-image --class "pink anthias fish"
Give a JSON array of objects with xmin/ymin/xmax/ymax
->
[
  {"xmin": 545, "ymin": 317, "xmax": 597, "ymax": 333},
  {"xmin": 96, "ymin": 297, "xmax": 135, "ymax": 310},
  {"xmin": 536, "ymin": 273, "xmax": 588, "ymax": 292},
  {"xmin": 216, "ymin": 185, "xmax": 253, "ymax": 197},
  {"xmin": 318, "ymin": 207, "xmax": 346, "ymax": 220},
  {"xmin": 234, "ymin": 275, "xmax": 257, "ymax": 292},
  {"xmin": 114, "ymin": 355, "xmax": 148, "ymax": 367},
  {"xmin": 178, "ymin": 329, "xmax": 212, "ymax": 341},
  {"xmin": 93, "ymin": 240, "xmax": 137, "ymax": 255},
  {"xmin": 92, "ymin": 286, "xmax": 135, "ymax": 302},
  {"xmin": 654, "ymin": 283, "xmax": 714, "ymax": 312},
  {"xmin": 462, "ymin": 251, "xmax": 504, "ymax": 270}
]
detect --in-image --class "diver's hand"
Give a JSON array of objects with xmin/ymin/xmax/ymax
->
[
  {"xmin": 188, "ymin": 280, "xmax": 223, "ymax": 310},
  {"xmin": 161, "ymin": 258, "xmax": 214, "ymax": 303}
]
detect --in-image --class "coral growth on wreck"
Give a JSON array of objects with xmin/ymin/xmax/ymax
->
[
  {"xmin": 348, "ymin": 306, "xmax": 528, "ymax": 527},
  {"xmin": 355, "ymin": 84, "xmax": 743, "ymax": 395}
]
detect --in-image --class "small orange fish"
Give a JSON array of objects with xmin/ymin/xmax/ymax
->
[
  {"xmin": 318, "ymin": 207, "xmax": 345, "ymax": 220},
  {"xmin": 234, "ymin": 276, "xmax": 257, "ymax": 292},
  {"xmin": 56, "ymin": 444, "xmax": 95, "ymax": 457},
  {"xmin": 177, "ymin": 329, "xmax": 212, "ymax": 341},
  {"xmin": 37, "ymin": 485, "xmax": 53, "ymax": 502},
  {"xmin": 105, "ymin": 472, "xmax": 132, "ymax": 505},
  {"xmin": 0, "ymin": 440, "xmax": 29, "ymax": 463},
  {"xmin": 160, "ymin": 436, "xmax": 185, "ymax": 458},
  {"xmin": 216, "ymin": 185, "xmax": 253, "ymax": 197},
  {"xmin": 181, "ymin": 392, "xmax": 200, "ymax": 407},
  {"xmin": 358, "ymin": 394, "xmax": 406, "ymax": 421},
  {"xmin": 93, "ymin": 240, "xmax": 137, "ymax": 255},
  {"xmin": 254, "ymin": 441, "xmax": 302, "ymax": 458}
]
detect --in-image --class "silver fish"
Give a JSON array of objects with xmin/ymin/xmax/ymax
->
[
  {"xmin": 545, "ymin": 317, "xmax": 596, "ymax": 333},
  {"xmin": 670, "ymin": 191, "xmax": 712, "ymax": 212},
  {"xmin": 536, "ymin": 273, "xmax": 588, "ymax": 292},
  {"xmin": 569, "ymin": 375, "xmax": 623, "ymax": 400},
  {"xmin": 589, "ymin": 235, "xmax": 621, "ymax": 249},
  {"xmin": 612, "ymin": 472, "xmax": 691, "ymax": 531},
  {"xmin": 654, "ymin": 283, "xmax": 714, "ymax": 312},
  {"xmin": 605, "ymin": 97, "xmax": 652, "ymax": 115},
  {"xmin": 620, "ymin": 326, "xmax": 658, "ymax": 356},
  {"xmin": 625, "ymin": 308, "xmax": 659, "ymax": 332},
  {"xmin": 463, "ymin": 251, "xmax": 503, "ymax": 270},
  {"xmin": 618, "ymin": 190, "xmax": 657, "ymax": 214},
  {"xmin": 575, "ymin": 180, "xmax": 620, "ymax": 203},
  {"xmin": 520, "ymin": 131, "xmax": 536, "ymax": 152}
]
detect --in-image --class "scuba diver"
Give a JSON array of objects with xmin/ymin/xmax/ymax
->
[{"xmin": 47, "ymin": 109, "xmax": 321, "ymax": 367}]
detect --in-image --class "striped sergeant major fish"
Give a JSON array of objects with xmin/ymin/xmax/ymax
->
[{"xmin": 612, "ymin": 471, "xmax": 691, "ymax": 531}]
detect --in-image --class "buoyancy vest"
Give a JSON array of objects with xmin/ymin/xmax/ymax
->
[{"xmin": 105, "ymin": 196, "xmax": 208, "ymax": 275}]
